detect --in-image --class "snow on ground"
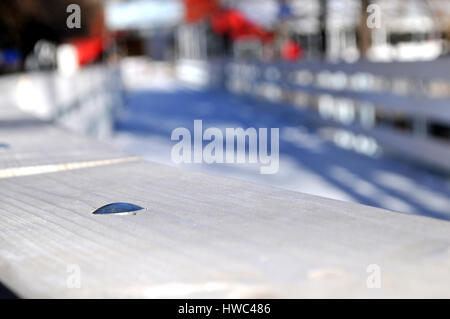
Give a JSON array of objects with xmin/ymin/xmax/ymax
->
[{"xmin": 107, "ymin": 78, "xmax": 450, "ymax": 220}]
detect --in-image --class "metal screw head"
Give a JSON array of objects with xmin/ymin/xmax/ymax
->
[{"xmin": 92, "ymin": 202, "xmax": 145, "ymax": 215}]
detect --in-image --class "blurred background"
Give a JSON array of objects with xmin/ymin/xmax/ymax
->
[{"xmin": 1, "ymin": 0, "xmax": 450, "ymax": 220}]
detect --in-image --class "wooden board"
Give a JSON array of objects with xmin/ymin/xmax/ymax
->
[
  {"xmin": 0, "ymin": 110, "xmax": 126, "ymax": 170},
  {"xmin": 0, "ymin": 108, "xmax": 449, "ymax": 298}
]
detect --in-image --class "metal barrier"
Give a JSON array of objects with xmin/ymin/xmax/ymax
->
[{"xmin": 224, "ymin": 59, "xmax": 450, "ymax": 172}]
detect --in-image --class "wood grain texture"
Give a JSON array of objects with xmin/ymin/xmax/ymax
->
[{"xmin": 0, "ymin": 108, "xmax": 449, "ymax": 298}]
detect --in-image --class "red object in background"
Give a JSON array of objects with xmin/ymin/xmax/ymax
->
[
  {"xmin": 282, "ymin": 40, "xmax": 303, "ymax": 61},
  {"xmin": 211, "ymin": 9, "xmax": 273, "ymax": 43},
  {"xmin": 71, "ymin": 37, "xmax": 104, "ymax": 66},
  {"xmin": 184, "ymin": 0, "xmax": 219, "ymax": 23},
  {"xmin": 183, "ymin": 0, "xmax": 273, "ymax": 43},
  {"xmin": 66, "ymin": 10, "xmax": 109, "ymax": 67}
]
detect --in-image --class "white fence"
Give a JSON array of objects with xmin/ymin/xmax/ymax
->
[
  {"xmin": 0, "ymin": 66, "xmax": 123, "ymax": 139},
  {"xmin": 225, "ymin": 59, "xmax": 450, "ymax": 172}
]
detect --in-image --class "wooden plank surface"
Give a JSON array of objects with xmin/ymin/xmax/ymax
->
[
  {"xmin": 0, "ymin": 108, "xmax": 449, "ymax": 298},
  {"xmin": 0, "ymin": 109, "xmax": 127, "ymax": 170}
]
